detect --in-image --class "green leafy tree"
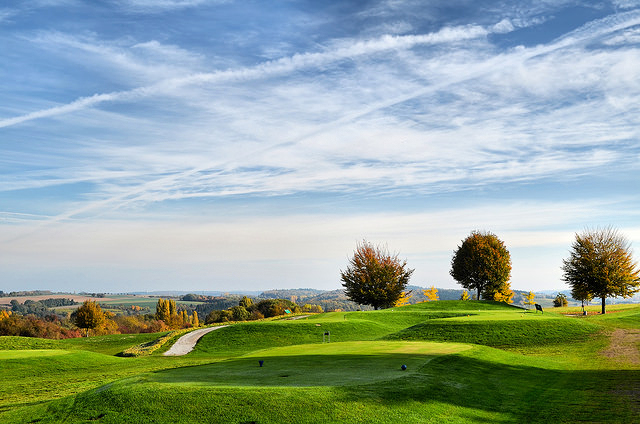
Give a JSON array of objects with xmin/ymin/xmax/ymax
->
[
  {"xmin": 450, "ymin": 231, "xmax": 512, "ymax": 300},
  {"xmin": 562, "ymin": 227, "xmax": 640, "ymax": 314},
  {"xmin": 255, "ymin": 299, "xmax": 299, "ymax": 318},
  {"xmin": 553, "ymin": 293, "xmax": 568, "ymax": 307},
  {"xmin": 230, "ymin": 305, "xmax": 250, "ymax": 321},
  {"xmin": 73, "ymin": 300, "xmax": 105, "ymax": 337},
  {"xmin": 341, "ymin": 240, "xmax": 414, "ymax": 310}
]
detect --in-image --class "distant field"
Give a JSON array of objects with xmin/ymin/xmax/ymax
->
[{"xmin": 1, "ymin": 300, "xmax": 638, "ymax": 423}]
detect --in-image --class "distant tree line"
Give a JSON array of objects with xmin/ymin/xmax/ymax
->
[
  {"xmin": 205, "ymin": 297, "xmax": 307, "ymax": 324},
  {"xmin": 0, "ymin": 290, "xmax": 53, "ymax": 297},
  {"xmin": 7, "ymin": 298, "xmax": 78, "ymax": 319}
]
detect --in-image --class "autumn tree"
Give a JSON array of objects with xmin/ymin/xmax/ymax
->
[
  {"xmin": 493, "ymin": 285, "xmax": 514, "ymax": 304},
  {"xmin": 460, "ymin": 290, "xmax": 470, "ymax": 301},
  {"xmin": 450, "ymin": 231, "xmax": 512, "ymax": 300},
  {"xmin": 155, "ymin": 299, "xmax": 180, "ymax": 328},
  {"xmin": 423, "ymin": 286, "xmax": 439, "ymax": 301},
  {"xmin": 73, "ymin": 300, "xmax": 105, "ymax": 337},
  {"xmin": 523, "ymin": 291, "xmax": 536, "ymax": 310},
  {"xmin": 192, "ymin": 311, "xmax": 199, "ymax": 327},
  {"xmin": 341, "ymin": 240, "xmax": 414, "ymax": 310},
  {"xmin": 395, "ymin": 291, "xmax": 413, "ymax": 307},
  {"xmin": 562, "ymin": 227, "xmax": 640, "ymax": 314},
  {"xmin": 239, "ymin": 296, "xmax": 253, "ymax": 309}
]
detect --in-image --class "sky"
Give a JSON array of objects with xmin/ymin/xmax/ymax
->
[{"xmin": 1, "ymin": 0, "xmax": 640, "ymax": 294}]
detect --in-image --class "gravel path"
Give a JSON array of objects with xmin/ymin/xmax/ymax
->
[{"xmin": 163, "ymin": 325, "xmax": 228, "ymax": 356}]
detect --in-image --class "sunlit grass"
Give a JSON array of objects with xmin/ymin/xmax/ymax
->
[{"xmin": 1, "ymin": 301, "xmax": 638, "ymax": 423}]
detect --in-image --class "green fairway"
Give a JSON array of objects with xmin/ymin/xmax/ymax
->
[
  {"xmin": 1, "ymin": 300, "xmax": 638, "ymax": 423},
  {"xmin": 153, "ymin": 341, "xmax": 472, "ymax": 387}
]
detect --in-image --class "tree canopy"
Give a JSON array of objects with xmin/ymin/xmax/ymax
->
[
  {"xmin": 423, "ymin": 286, "xmax": 439, "ymax": 301},
  {"xmin": 562, "ymin": 227, "xmax": 640, "ymax": 314},
  {"xmin": 341, "ymin": 241, "xmax": 414, "ymax": 310},
  {"xmin": 73, "ymin": 300, "xmax": 105, "ymax": 337},
  {"xmin": 450, "ymin": 231, "xmax": 512, "ymax": 300},
  {"xmin": 523, "ymin": 291, "xmax": 536, "ymax": 310}
]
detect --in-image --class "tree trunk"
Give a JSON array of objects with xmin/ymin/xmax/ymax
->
[
  {"xmin": 85, "ymin": 328, "xmax": 89, "ymax": 337},
  {"xmin": 601, "ymin": 297, "xmax": 606, "ymax": 314},
  {"xmin": 477, "ymin": 288, "xmax": 481, "ymax": 301}
]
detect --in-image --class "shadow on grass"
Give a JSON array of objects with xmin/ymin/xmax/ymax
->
[
  {"xmin": 5, "ymin": 352, "xmax": 638, "ymax": 423},
  {"xmin": 150, "ymin": 352, "xmax": 443, "ymax": 387},
  {"xmin": 335, "ymin": 352, "xmax": 640, "ymax": 423}
]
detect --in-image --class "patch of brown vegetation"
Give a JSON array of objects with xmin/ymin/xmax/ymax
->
[{"xmin": 601, "ymin": 328, "xmax": 640, "ymax": 365}]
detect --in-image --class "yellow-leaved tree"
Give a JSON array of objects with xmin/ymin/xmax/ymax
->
[
  {"xmin": 523, "ymin": 291, "xmax": 536, "ymax": 310},
  {"xmin": 73, "ymin": 300, "xmax": 105, "ymax": 337},
  {"xmin": 394, "ymin": 291, "xmax": 413, "ymax": 307},
  {"xmin": 423, "ymin": 286, "xmax": 439, "ymax": 301},
  {"xmin": 460, "ymin": 290, "xmax": 470, "ymax": 301},
  {"xmin": 493, "ymin": 285, "xmax": 514, "ymax": 304}
]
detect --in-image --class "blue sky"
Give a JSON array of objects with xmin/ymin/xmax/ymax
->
[{"xmin": 1, "ymin": 0, "xmax": 639, "ymax": 294}]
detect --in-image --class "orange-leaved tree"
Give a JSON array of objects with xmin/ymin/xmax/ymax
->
[{"xmin": 341, "ymin": 240, "xmax": 414, "ymax": 310}]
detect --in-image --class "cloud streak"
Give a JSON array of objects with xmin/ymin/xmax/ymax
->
[{"xmin": 1, "ymin": 24, "xmax": 490, "ymax": 129}]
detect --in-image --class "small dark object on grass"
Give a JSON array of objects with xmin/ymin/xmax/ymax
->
[
  {"xmin": 259, "ymin": 360, "xmax": 264, "ymax": 367},
  {"xmin": 401, "ymin": 364, "xmax": 407, "ymax": 370},
  {"xmin": 535, "ymin": 304, "xmax": 543, "ymax": 314}
]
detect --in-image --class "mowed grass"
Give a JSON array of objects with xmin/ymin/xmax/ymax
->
[
  {"xmin": 1, "ymin": 300, "xmax": 638, "ymax": 423},
  {"xmin": 0, "ymin": 334, "xmax": 220, "ymax": 411},
  {"xmin": 154, "ymin": 341, "xmax": 472, "ymax": 387}
]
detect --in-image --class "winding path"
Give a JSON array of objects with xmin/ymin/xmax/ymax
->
[{"xmin": 163, "ymin": 325, "xmax": 228, "ymax": 356}]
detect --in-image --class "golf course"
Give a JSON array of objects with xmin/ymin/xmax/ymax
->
[{"xmin": 1, "ymin": 300, "xmax": 638, "ymax": 423}]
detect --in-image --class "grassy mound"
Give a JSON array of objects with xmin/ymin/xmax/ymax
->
[{"xmin": 384, "ymin": 315, "xmax": 601, "ymax": 348}]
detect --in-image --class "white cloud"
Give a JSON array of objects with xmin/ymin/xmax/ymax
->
[
  {"xmin": 492, "ymin": 18, "xmax": 515, "ymax": 34},
  {"xmin": 613, "ymin": 0, "xmax": 640, "ymax": 9}
]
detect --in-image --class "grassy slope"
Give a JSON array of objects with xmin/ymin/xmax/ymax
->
[
  {"xmin": 1, "ymin": 301, "xmax": 638, "ymax": 423},
  {"xmin": 0, "ymin": 333, "xmax": 219, "ymax": 412}
]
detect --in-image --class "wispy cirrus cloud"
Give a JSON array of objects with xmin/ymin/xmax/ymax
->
[
  {"xmin": 0, "ymin": 23, "xmax": 491, "ymax": 129},
  {"xmin": 3, "ymin": 10, "xmax": 640, "ymax": 216}
]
